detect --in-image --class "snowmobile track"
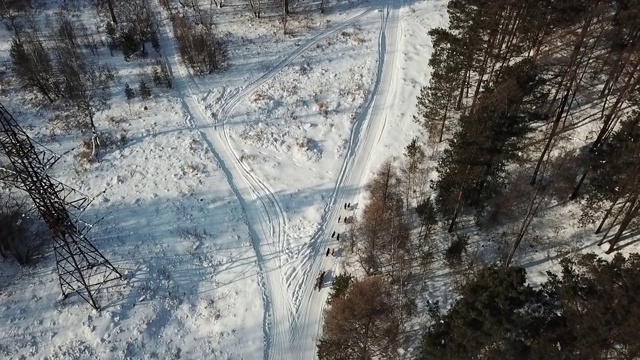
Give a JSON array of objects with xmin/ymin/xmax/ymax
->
[
  {"xmin": 286, "ymin": 0, "xmax": 402, "ymax": 357},
  {"xmin": 154, "ymin": 0, "xmax": 395, "ymax": 357}
]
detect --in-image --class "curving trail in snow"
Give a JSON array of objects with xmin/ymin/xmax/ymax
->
[
  {"xmin": 286, "ymin": 1, "xmax": 402, "ymax": 357},
  {"xmin": 207, "ymin": 1, "xmax": 401, "ymax": 357},
  {"xmin": 152, "ymin": 0, "xmax": 401, "ymax": 357},
  {"xmin": 151, "ymin": 3, "xmax": 278, "ymax": 358}
]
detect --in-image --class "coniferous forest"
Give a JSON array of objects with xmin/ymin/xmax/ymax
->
[
  {"xmin": 418, "ymin": 0, "xmax": 640, "ymax": 246},
  {"xmin": 318, "ymin": 0, "xmax": 640, "ymax": 358}
]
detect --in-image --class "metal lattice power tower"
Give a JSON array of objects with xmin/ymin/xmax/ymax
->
[{"xmin": 0, "ymin": 103, "xmax": 121, "ymax": 310}]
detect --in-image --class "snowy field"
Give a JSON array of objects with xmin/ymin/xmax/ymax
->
[{"xmin": 3, "ymin": 0, "xmax": 632, "ymax": 357}]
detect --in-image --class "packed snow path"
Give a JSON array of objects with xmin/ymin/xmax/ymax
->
[
  {"xmin": 153, "ymin": 0, "xmax": 400, "ymax": 357},
  {"xmin": 287, "ymin": 2, "xmax": 402, "ymax": 357}
]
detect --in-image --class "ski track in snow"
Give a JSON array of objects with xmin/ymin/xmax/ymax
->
[
  {"xmin": 287, "ymin": 1, "xmax": 402, "ymax": 357},
  {"xmin": 152, "ymin": 0, "xmax": 397, "ymax": 358},
  {"xmin": 151, "ymin": 2, "xmax": 278, "ymax": 359}
]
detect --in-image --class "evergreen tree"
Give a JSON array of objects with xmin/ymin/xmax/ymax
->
[
  {"xmin": 150, "ymin": 29, "xmax": 161, "ymax": 54},
  {"xmin": 120, "ymin": 27, "xmax": 139, "ymax": 60},
  {"xmin": 420, "ymin": 265, "xmax": 549, "ymax": 359},
  {"xmin": 415, "ymin": 28, "xmax": 463, "ymax": 143},
  {"xmin": 444, "ymin": 233, "xmax": 469, "ymax": 268},
  {"xmin": 433, "ymin": 59, "xmax": 545, "ymax": 231},
  {"xmin": 582, "ymin": 112, "xmax": 640, "ymax": 252},
  {"xmin": 416, "ymin": 198, "xmax": 437, "ymax": 236},
  {"xmin": 420, "ymin": 253, "xmax": 640, "ymax": 359},
  {"xmin": 138, "ymin": 79, "xmax": 151, "ymax": 100},
  {"xmin": 152, "ymin": 67, "xmax": 162, "ymax": 86},
  {"xmin": 105, "ymin": 21, "xmax": 119, "ymax": 54},
  {"xmin": 545, "ymin": 253, "xmax": 640, "ymax": 358},
  {"xmin": 327, "ymin": 273, "xmax": 353, "ymax": 304}
]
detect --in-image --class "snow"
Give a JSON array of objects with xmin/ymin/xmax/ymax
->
[{"xmin": 3, "ymin": 0, "xmax": 632, "ymax": 358}]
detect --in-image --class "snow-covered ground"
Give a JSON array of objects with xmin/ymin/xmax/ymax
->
[
  {"xmin": 0, "ymin": 0, "xmax": 449, "ymax": 358},
  {"xmin": 4, "ymin": 0, "xmax": 632, "ymax": 358}
]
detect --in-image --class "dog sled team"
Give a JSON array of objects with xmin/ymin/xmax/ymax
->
[{"xmin": 316, "ymin": 202, "xmax": 354, "ymax": 291}]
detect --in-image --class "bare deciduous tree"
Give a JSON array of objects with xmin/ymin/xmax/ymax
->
[
  {"xmin": 356, "ymin": 161, "xmax": 410, "ymax": 279},
  {"xmin": 54, "ymin": 45, "xmax": 115, "ymax": 157},
  {"xmin": 9, "ymin": 31, "xmax": 58, "ymax": 102},
  {"xmin": 171, "ymin": 12, "xmax": 226, "ymax": 74},
  {"xmin": 317, "ymin": 276, "xmax": 400, "ymax": 360}
]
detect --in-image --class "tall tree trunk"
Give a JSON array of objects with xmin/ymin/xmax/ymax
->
[
  {"xmin": 361, "ymin": 318, "xmax": 371, "ymax": 359},
  {"xmin": 562, "ymin": 23, "xmax": 605, "ymax": 129},
  {"xmin": 599, "ymin": 194, "xmax": 632, "ymax": 245},
  {"xmin": 438, "ymin": 89, "xmax": 453, "ymax": 142},
  {"xmin": 591, "ymin": 60, "xmax": 640, "ymax": 149},
  {"xmin": 606, "ymin": 196, "xmax": 640, "ymax": 253},
  {"xmin": 530, "ymin": 14, "xmax": 595, "ymax": 185},
  {"xmin": 600, "ymin": 53, "xmax": 626, "ymax": 98},
  {"xmin": 505, "ymin": 186, "xmax": 542, "ymax": 267},
  {"xmin": 38, "ymin": 84, "xmax": 55, "ymax": 103},
  {"xmin": 596, "ymin": 195, "xmax": 620, "ymax": 234},
  {"xmin": 106, "ymin": 0, "xmax": 118, "ymax": 24},
  {"xmin": 569, "ymin": 170, "xmax": 588, "ymax": 200},
  {"xmin": 456, "ymin": 67, "xmax": 468, "ymax": 111},
  {"xmin": 530, "ymin": 90, "xmax": 570, "ymax": 185},
  {"xmin": 599, "ymin": 29, "xmax": 640, "ymax": 97},
  {"xmin": 470, "ymin": 49, "xmax": 492, "ymax": 110},
  {"xmin": 493, "ymin": 8, "xmax": 522, "ymax": 81},
  {"xmin": 470, "ymin": 13, "xmax": 504, "ymax": 109},
  {"xmin": 448, "ymin": 188, "xmax": 464, "ymax": 233}
]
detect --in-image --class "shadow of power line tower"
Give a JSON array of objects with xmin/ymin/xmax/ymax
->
[{"xmin": 0, "ymin": 103, "xmax": 121, "ymax": 310}]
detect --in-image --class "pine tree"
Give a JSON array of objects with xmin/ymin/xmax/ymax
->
[
  {"xmin": 152, "ymin": 67, "xmax": 162, "ymax": 86},
  {"xmin": 433, "ymin": 59, "xmax": 544, "ymax": 231},
  {"xmin": 120, "ymin": 27, "xmax": 139, "ymax": 60},
  {"xmin": 415, "ymin": 28, "xmax": 463, "ymax": 143},
  {"xmin": 444, "ymin": 233, "xmax": 469, "ymax": 268},
  {"xmin": 419, "ymin": 265, "xmax": 545, "ymax": 359},
  {"xmin": 327, "ymin": 273, "xmax": 353, "ymax": 304},
  {"xmin": 419, "ymin": 253, "xmax": 640, "ymax": 359},
  {"xmin": 583, "ymin": 112, "xmax": 640, "ymax": 252},
  {"xmin": 530, "ymin": 0, "xmax": 606, "ymax": 185},
  {"xmin": 416, "ymin": 199, "xmax": 437, "ymax": 233},
  {"xmin": 150, "ymin": 29, "xmax": 161, "ymax": 54},
  {"xmin": 105, "ymin": 21, "xmax": 119, "ymax": 54},
  {"xmin": 138, "ymin": 79, "xmax": 151, "ymax": 100}
]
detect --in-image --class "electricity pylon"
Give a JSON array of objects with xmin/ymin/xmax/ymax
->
[{"xmin": 0, "ymin": 103, "xmax": 120, "ymax": 310}]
